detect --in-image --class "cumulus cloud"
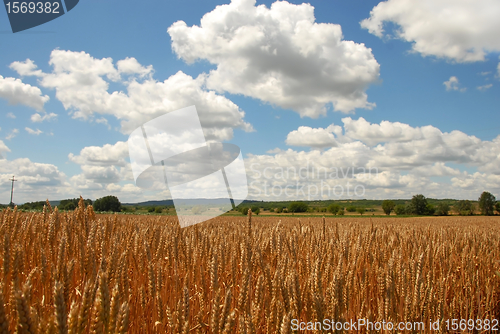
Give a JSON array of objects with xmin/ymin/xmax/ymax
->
[
  {"xmin": 11, "ymin": 50, "xmax": 253, "ymax": 141},
  {"xmin": 69, "ymin": 141, "xmax": 129, "ymax": 167},
  {"xmin": 0, "ymin": 157, "xmax": 70, "ymax": 203},
  {"xmin": 31, "ymin": 112, "xmax": 57, "ymax": 123},
  {"xmin": 117, "ymin": 57, "xmax": 154, "ymax": 77},
  {"xmin": 168, "ymin": 0, "xmax": 380, "ymax": 117},
  {"xmin": 9, "ymin": 59, "xmax": 43, "ymax": 77},
  {"xmin": 361, "ymin": 0, "xmax": 500, "ymax": 63},
  {"xmin": 25, "ymin": 127, "xmax": 43, "ymax": 135},
  {"xmin": 6, "ymin": 113, "xmax": 15, "ymax": 119},
  {"xmin": 0, "ymin": 75, "xmax": 49, "ymax": 111},
  {"xmin": 443, "ymin": 76, "xmax": 466, "ymax": 92},
  {"xmin": 0, "ymin": 140, "xmax": 10, "ymax": 155},
  {"xmin": 68, "ymin": 141, "xmax": 135, "ymax": 190},
  {"xmin": 285, "ymin": 125, "xmax": 341, "ymax": 148},
  {"xmin": 250, "ymin": 117, "xmax": 500, "ymax": 200}
]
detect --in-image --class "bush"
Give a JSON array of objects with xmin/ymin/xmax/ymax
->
[
  {"xmin": 356, "ymin": 207, "xmax": 366, "ymax": 215},
  {"xmin": 148, "ymin": 207, "xmax": 155, "ymax": 213},
  {"xmin": 276, "ymin": 207, "xmax": 283, "ymax": 213},
  {"xmin": 155, "ymin": 206, "xmax": 163, "ymax": 214},
  {"xmin": 436, "ymin": 203, "xmax": 450, "ymax": 216},
  {"xmin": 251, "ymin": 206, "xmax": 260, "ymax": 215},
  {"xmin": 288, "ymin": 202, "xmax": 309, "ymax": 213},
  {"xmin": 93, "ymin": 196, "xmax": 121, "ymax": 212},
  {"xmin": 346, "ymin": 206, "xmax": 356, "ymax": 212},
  {"xmin": 337, "ymin": 209, "xmax": 345, "ymax": 216},
  {"xmin": 327, "ymin": 203, "xmax": 341, "ymax": 215},
  {"xmin": 496, "ymin": 202, "xmax": 500, "ymax": 215},
  {"xmin": 394, "ymin": 204, "xmax": 406, "ymax": 215},
  {"xmin": 382, "ymin": 200, "xmax": 395, "ymax": 215}
]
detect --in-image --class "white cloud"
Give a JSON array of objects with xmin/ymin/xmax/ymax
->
[
  {"xmin": 0, "ymin": 157, "xmax": 70, "ymax": 203},
  {"xmin": 443, "ymin": 76, "xmax": 466, "ymax": 92},
  {"xmin": 5, "ymin": 129, "xmax": 19, "ymax": 140},
  {"xmin": 285, "ymin": 124, "xmax": 341, "ymax": 148},
  {"xmin": 168, "ymin": 0, "xmax": 380, "ymax": 117},
  {"xmin": 30, "ymin": 112, "xmax": 57, "ymax": 123},
  {"xmin": 250, "ymin": 117, "xmax": 500, "ymax": 200},
  {"xmin": 79, "ymin": 165, "xmax": 121, "ymax": 184},
  {"xmin": 361, "ymin": 0, "xmax": 500, "ymax": 63},
  {"xmin": 342, "ymin": 117, "xmax": 427, "ymax": 146},
  {"xmin": 117, "ymin": 57, "xmax": 154, "ymax": 77},
  {"xmin": 0, "ymin": 140, "xmax": 10, "ymax": 155},
  {"xmin": 12, "ymin": 50, "xmax": 253, "ymax": 141},
  {"xmin": 6, "ymin": 112, "xmax": 15, "ymax": 119},
  {"xmin": 68, "ymin": 141, "xmax": 134, "ymax": 188},
  {"xmin": 69, "ymin": 141, "xmax": 129, "ymax": 167},
  {"xmin": 0, "ymin": 75, "xmax": 49, "ymax": 111},
  {"xmin": 95, "ymin": 117, "xmax": 111, "ymax": 129},
  {"xmin": 25, "ymin": 127, "xmax": 43, "ymax": 135},
  {"xmin": 9, "ymin": 59, "xmax": 43, "ymax": 77},
  {"xmin": 477, "ymin": 84, "xmax": 493, "ymax": 91}
]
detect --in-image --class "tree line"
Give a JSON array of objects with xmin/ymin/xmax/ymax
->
[
  {"xmin": 381, "ymin": 191, "xmax": 498, "ymax": 216},
  {"xmin": 235, "ymin": 191, "xmax": 499, "ymax": 216}
]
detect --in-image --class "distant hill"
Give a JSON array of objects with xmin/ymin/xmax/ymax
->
[{"xmin": 123, "ymin": 199, "xmax": 260, "ymax": 207}]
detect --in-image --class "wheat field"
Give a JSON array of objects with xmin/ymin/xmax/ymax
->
[{"xmin": 1, "ymin": 199, "xmax": 500, "ymax": 333}]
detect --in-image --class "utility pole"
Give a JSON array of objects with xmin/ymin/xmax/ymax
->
[{"xmin": 9, "ymin": 175, "xmax": 17, "ymax": 207}]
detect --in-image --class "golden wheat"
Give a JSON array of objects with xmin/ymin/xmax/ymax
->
[{"xmin": 0, "ymin": 200, "xmax": 499, "ymax": 333}]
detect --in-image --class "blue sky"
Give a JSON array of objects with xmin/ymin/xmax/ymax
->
[{"xmin": 1, "ymin": 0, "xmax": 500, "ymax": 204}]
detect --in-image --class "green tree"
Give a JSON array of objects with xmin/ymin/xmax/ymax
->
[
  {"xmin": 93, "ymin": 195, "xmax": 121, "ymax": 212},
  {"xmin": 425, "ymin": 203, "xmax": 435, "ymax": 215},
  {"xmin": 411, "ymin": 194, "xmax": 428, "ymax": 215},
  {"xmin": 436, "ymin": 203, "xmax": 450, "ymax": 216},
  {"xmin": 496, "ymin": 202, "xmax": 500, "ymax": 215},
  {"xmin": 288, "ymin": 202, "xmax": 309, "ymax": 213},
  {"xmin": 356, "ymin": 207, "xmax": 365, "ymax": 215},
  {"xmin": 381, "ymin": 200, "xmax": 395, "ymax": 215},
  {"xmin": 59, "ymin": 198, "xmax": 92, "ymax": 211},
  {"xmin": 405, "ymin": 203, "xmax": 416, "ymax": 215},
  {"xmin": 250, "ymin": 206, "xmax": 260, "ymax": 215},
  {"xmin": 394, "ymin": 204, "xmax": 406, "ymax": 215},
  {"xmin": 337, "ymin": 209, "xmax": 345, "ymax": 215},
  {"xmin": 62, "ymin": 202, "xmax": 76, "ymax": 211},
  {"xmin": 455, "ymin": 200, "xmax": 474, "ymax": 216},
  {"xmin": 346, "ymin": 206, "xmax": 356, "ymax": 212},
  {"xmin": 276, "ymin": 207, "xmax": 283, "ymax": 213},
  {"xmin": 478, "ymin": 191, "xmax": 496, "ymax": 216},
  {"xmin": 327, "ymin": 203, "xmax": 341, "ymax": 215},
  {"xmin": 155, "ymin": 206, "xmax": 163, "ymax": 214}
]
